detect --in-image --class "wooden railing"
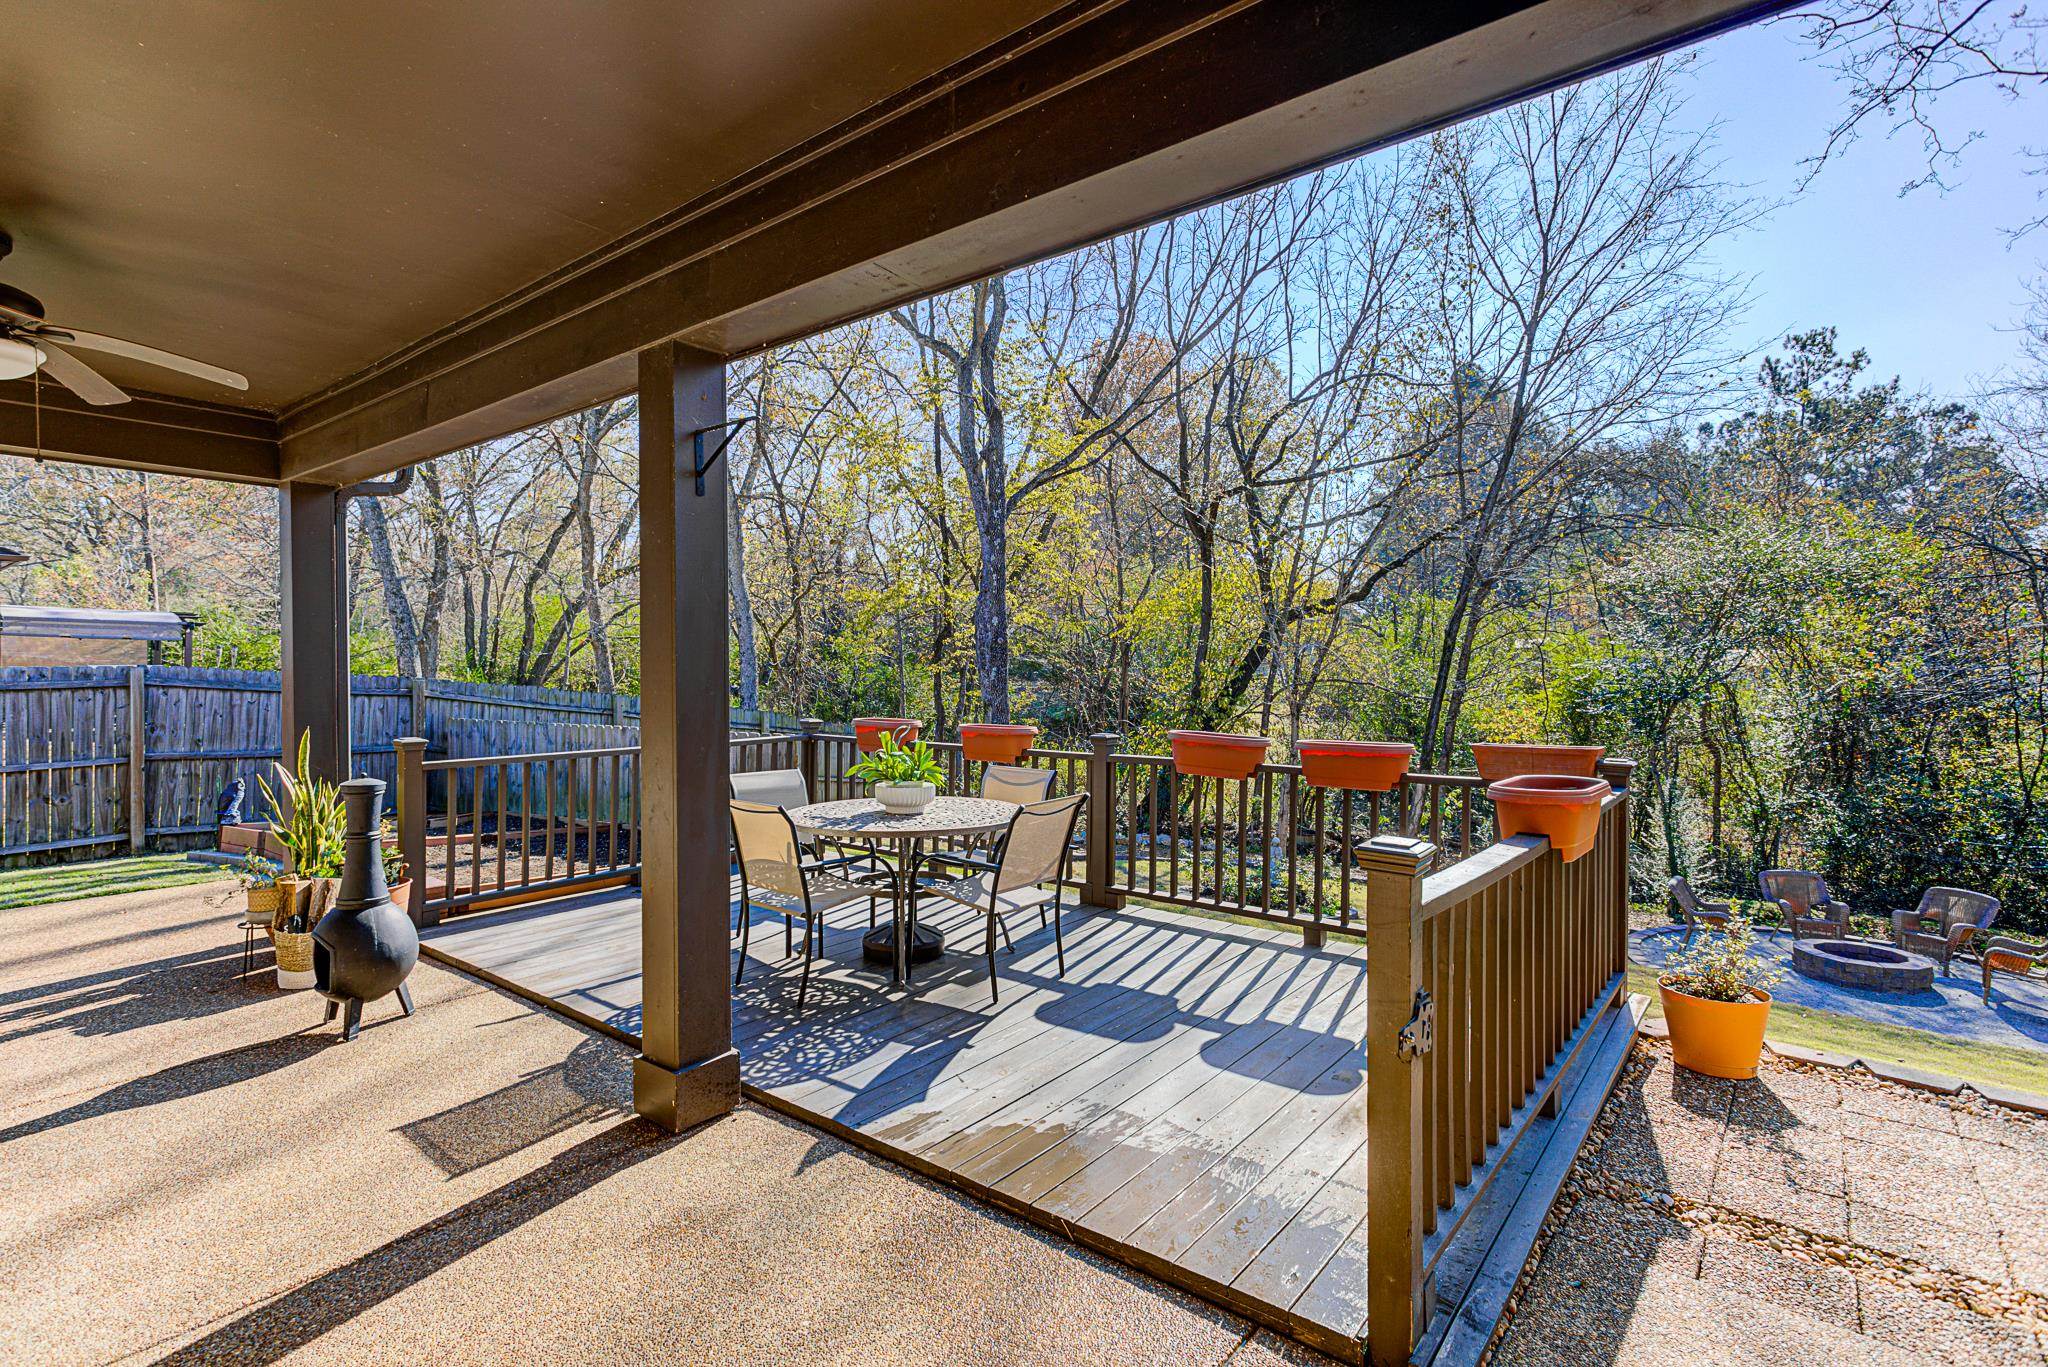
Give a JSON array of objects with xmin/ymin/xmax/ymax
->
[
  {"xmin": 1362, "ymin": 758, "xmax": 1635, "ymax": 1363},
  {"xmin": 395, "ymin": 730, "xmax": 805, "ymax": 924}
]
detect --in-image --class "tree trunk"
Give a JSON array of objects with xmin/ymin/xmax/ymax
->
[{"xmin": 357, "ymin": 497, "xmax": 421, "ymax": 676}]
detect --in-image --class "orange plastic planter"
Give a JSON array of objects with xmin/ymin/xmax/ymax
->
[
  {"xmin": 1296, "ymin": 740, "xmax": 1415, "ymax": 792},
  {"xmin": 959, "ymin": 723, "xmax": 1039, "ymax": 764},
  {"xmin": 1486, "ymin": 773, "xmax": 1611, "ymax": 862},
  {"xmin": 1470, "ymin": 743, "xmax": 1606, "ymax": 783},
  {"xmin": 1167, "ymin": 730, "xmax": 1271, "ymax": 780},
  {"xmin": 1659, "ymin": 981, "xmax": 1772, "ymax": 1080},
  {"xmin": 853, "ymin": 717, "xmax": 921, "ymax": 753}
]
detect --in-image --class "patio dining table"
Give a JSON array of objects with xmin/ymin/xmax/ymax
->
[{"xmin": 786, "ymin": 795, "xmax": 1016, "ymax": 986}]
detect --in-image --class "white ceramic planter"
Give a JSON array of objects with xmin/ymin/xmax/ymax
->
[
  {"xmin": 276, "ymin": 967, "xmax": 317, "ymax": 990},
  {"xmin": 874, "ymin": 780, "xmax": 937, "ymax": 814}
]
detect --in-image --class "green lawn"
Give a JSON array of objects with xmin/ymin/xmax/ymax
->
[
  {"xmin": 1628, "ymin": 964, "xmax": 2048, "ymax": 1098},
  {"xmin": 0, "ymin": 853, "xmax": 232, "ymax": 910}
]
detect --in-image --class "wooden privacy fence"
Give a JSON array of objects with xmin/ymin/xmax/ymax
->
[{"xmin": 0, "ymin": 663, "xmax": 808, "ymax": 864}]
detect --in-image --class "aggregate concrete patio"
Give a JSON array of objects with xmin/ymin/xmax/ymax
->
[
  {"xmin": 0, "ymin": 882, "xmax": 1331, "ymax": 1366},
  {"xmin": 11, "ymin": 880, "xmax": 2046, "ymax": 1366},
  {"xmin": 1631, "ymin": 926, "xmax": 2048, "ymax": 1056}
]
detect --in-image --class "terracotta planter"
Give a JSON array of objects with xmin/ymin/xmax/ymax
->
[
  {"xmin": 1487, "ymin": 773, "xmax": 1611, "ymax": 862},
  {"xmin": 1470, "ymin": 743, "xmax": 1606, "ymax": 783},
  {"xmin": 1167, "ymin": 730, "xmax": 1271, "ymax": 781},
  {"xmin": 853, "ymin": 717, "xmax": 922, "ymax": 753},
  {"xmin": 1660, "ymin": 980, "xmax": 1772, "ymax": 1080},
  {"xmin": 959, "ymin": 723, "xmax": 1039, "ymax": 764},
  {"xmin": 1296, "ymin": 740, "xmax": 1415, "ymax": 792}
]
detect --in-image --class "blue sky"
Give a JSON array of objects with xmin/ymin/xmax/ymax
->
[{"xmin": 1675, "ymin": 16, "xmax": 2046, "ymax": 403}]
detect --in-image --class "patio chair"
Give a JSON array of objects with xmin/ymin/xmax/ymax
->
[
  {"xmin": 1891, "ymin": 887, "xmax": 2000, "ymax": 973},
  {"xmin": 925, "ymin": 764, "xmax": 1057, "ymax": 873},
  {"xmin": 1758, "ymin": 869, "xmax": 1852, "ymax": 941},
  {"xmin": 730, "ymin": 800, "xmax": 878, "ymax": 1013},
  {"xmin": 1668, "ymin": 876, "xmax": 1733, "ymax": 947},
  {"xmin": 915, "ymin": 793, "xmax": 1085, "ymax": 1005},
  {"xmin": 731, "ymin": 766, "xmax": 875, "ymax": 912},
  {"xmin": 1980, "ymin": 936, "xmax": 2048, "ymax": 1004}
]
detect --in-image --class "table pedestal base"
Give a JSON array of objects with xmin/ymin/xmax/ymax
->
[{"xmin": 864, "ymin": 922, "xmax": 944, "ymax": 967}]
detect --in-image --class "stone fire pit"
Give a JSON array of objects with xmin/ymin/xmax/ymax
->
[{"xmin": 1791, "ymin": 939, "xmax": 1936, "ymax": 994}]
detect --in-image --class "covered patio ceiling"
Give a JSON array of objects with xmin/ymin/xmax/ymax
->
[{"xmin": 1, "ymin": 0, "xmax": 1779, "ymax": 488}]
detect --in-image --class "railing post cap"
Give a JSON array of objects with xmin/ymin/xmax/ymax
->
[
  {"xmin": 1090, "ymin": 731, "xmax": 1121, "ymax": 745},
  {"xmin": 1360, "ymin": 835, "xmax": 1436, "ymax": 870},
  {"xmin": 1597, "ymin": 756, "xmax": 1638, "ymax": 789},
  {"xmin": 394, "ymin": 736, "xmax": 428, "ymax": 750},
  {"xmin": 799, "ymin": 716, "xmax": 824, "ymax": 731}
]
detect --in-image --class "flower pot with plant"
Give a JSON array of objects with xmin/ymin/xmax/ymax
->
[
  {"xmin": 847, "ymin": 732, "xmax": 947, "ymax": 814},
  {"xmin": 1659, "ymin": 915, "xmax": 1781, "ymax": 1080},
  {"xmin": 259, "ymin": 730, "xmax": 347, "ymax": 986},
  {"xmin": 236, "ymin": 854, "xmax": 284, "ymax": 928},
  {"xmin": 270, "ymin": 878, "xmax": 336, "ymax": 990},
  {"xmin": 381, "ymin": 831, "xmax": 413, "ymax": 913}
]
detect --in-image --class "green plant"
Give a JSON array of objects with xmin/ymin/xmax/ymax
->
[
  {"xmin": 1662, "ymin": 914, "xmax": 1782, "ymax": 1003},
  {"xmin": 257, "ymin": 730, "xmax": 346, "ymax": 879},
  {"xmin": 379, "ymin": 821, "xmax": 408, "ymax": 886},
  {"xmin": 233, "ymin": 854, "xmax": 280, "ymax": 891},
  {"xmin": 845, "ymin": 732, "xmax": 947, "ymax": 789}
]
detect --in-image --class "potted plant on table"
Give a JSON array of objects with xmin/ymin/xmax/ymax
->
[
  {"xmin": 846, "ymin": 731, "xmax": 947, "ymax": 814},
  {"xmin": 258, "ymin": 731, "xmax": 346, "ymax": 989},
  {"xmin": 235, "ymin": 854, "xmax": 284, "ymax": 928},
  {"xmin": 1659, "ymin": 915, "xmax": 1781, "ymax": 1080}
]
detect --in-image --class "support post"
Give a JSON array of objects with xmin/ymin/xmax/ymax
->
[
  {"xmin": 1083, "ymin": 732, "xmax": 1125, "ymax": 910},
  {"xmin": 279, "ymin": 482, "xmax": 349, "ymax": 782},
  {"xmin": 394, "ymin": 737, "xmax": 431, "ymax": 927},
  {"xmin": 799, "ymin": 717, "xmax": 824, "ymax": 799},
  {"xmin": 1362, "ymin": 835, "xmax": 1437, "ymax": 1365},
  {"xmin": 127, "ymin": 665, "xmax": 147, "ymax": 852},
  {"xmin": 633, "ymin": 340, "xmax": 741, "ymax": 1134}
]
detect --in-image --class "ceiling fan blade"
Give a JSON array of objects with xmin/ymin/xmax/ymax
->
[
  {"xmin": 35, "ymin": 325, "xmax": 248, "ymax": 391},
  {"xmin": 37, "ymin": 341, "xmax": 131, "ymax": 406}
]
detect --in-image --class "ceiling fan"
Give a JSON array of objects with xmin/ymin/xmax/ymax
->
[{"xmin": 0, "ymin": 230, "xmax": 248, "ymax": 406}]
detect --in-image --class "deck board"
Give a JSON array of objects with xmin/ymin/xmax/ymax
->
[{"xmin": 421, "ymin": 879, "xmax": 1634, "ymax": 1363}]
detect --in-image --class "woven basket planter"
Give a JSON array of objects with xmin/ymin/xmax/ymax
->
[
  {"xmin": 244, "ymin": 883, "xmax": 283, "ymax": 927},
  {"xmin": 273, "ymin": 929, "xmax": 315, "ymax": 975}
]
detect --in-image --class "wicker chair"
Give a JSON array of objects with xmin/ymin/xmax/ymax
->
[
  {"xmin": 1891, "ymin": 887, "xmax": 2000, "ymax": 973},
  {"xmin": 915, "ymin": 793, "xmax": 1085, "ymax": 1004},
  {"xmin": 1668, "ymin": 876, "xmax": 1733, "ymax": 946},
  {"xmin": 1981, "ymin": 937, "xmax": 2048, "ymax": 1004},
  {"xmin": 1758, "ymin": 869, "xmax": 1852, "ymax": 941},
  {"xmin": 730, "ymin": 799, "xmax": 878, "ymax": 1013}
]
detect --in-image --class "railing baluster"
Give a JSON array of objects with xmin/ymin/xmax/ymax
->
[{"xmin": 494, "ymin": 761, "xmax": 507, "ymax": 895}]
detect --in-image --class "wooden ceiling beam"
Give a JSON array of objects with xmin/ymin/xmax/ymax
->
[{"xmin": 0, "ymin": 381, "xmax": 281, "ymax": 485}]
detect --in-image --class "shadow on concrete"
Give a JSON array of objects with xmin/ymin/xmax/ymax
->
[
  {"xmin": 398, "ymin": 1035, "xmax": 630, "ymax": 1178},
  {"xmin": 154, "ymin": 1117, "xmax": 678, "ymax": 1365},
  {"xmin": 0, "ymin": 1030, "xmax": 329, "ymax": 1145}
]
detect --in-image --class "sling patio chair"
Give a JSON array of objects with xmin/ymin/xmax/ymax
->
[
  {"xmin": 923, "ymin": 763, "xmax": 1057, "ymax": 873},
  {"xmin": 1759, "ymin": 869, "xmax": 1852, "ymax": 941},
  {"xmin": 730, "ymin": 799, "xmax": 879, "ymax": 1013},
  {"xmin": 1891, "ymin": 886, "xmax": 2000, "ymax": 973},
  {"xmin": 731, "ymin": 766, "xmax": 877, "ymax": 914},
  {"xmin": 1668, "ymin": 876, "xmax": 1734, "ymax": 947},
  {"xmin": 914, "ymin": 792, "xmax": 1085, "ymax": 1005},
  {"xmin": 1981, "ymin": 936, "xmax": 2048, "ymax": 1004}
]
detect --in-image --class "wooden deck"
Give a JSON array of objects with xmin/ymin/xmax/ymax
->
[{"xmin": 421, "ymin": 882, "xmax": 1639, "ymax": 1364}]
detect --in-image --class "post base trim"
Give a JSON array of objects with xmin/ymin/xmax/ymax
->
[{"xmin": 634, "ymin": 1047, "xmax": 741, "ymax": 1133}]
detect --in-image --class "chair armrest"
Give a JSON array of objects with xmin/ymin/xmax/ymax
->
[
  {"xmin": 1946, "ymin": 924, "xmax": 1981, "ymax": 949},
  {"xmin": 1700, "ymin": 899, "xmax": 1732, "ymax": 917},
  {"xmin": 924, "ymin": 852, "xmax": 1000, "ymax": 876},
  {"xmin": 1981, "ymin": 936, "xmax": 2043, "ymax": 962}
]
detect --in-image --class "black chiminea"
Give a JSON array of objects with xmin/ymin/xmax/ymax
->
[{"xmin": 313, "ymin": 777, "xmax": 420, "ymax": 1040}]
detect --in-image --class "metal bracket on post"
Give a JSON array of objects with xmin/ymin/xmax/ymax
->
[
  {"xmin": 690, "ymin": 416, "xmax": 754, "ymax": 495},
  {"xmin": 1397, "ymin": 988, "xmax": 1435, "ymax": 1061}
]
